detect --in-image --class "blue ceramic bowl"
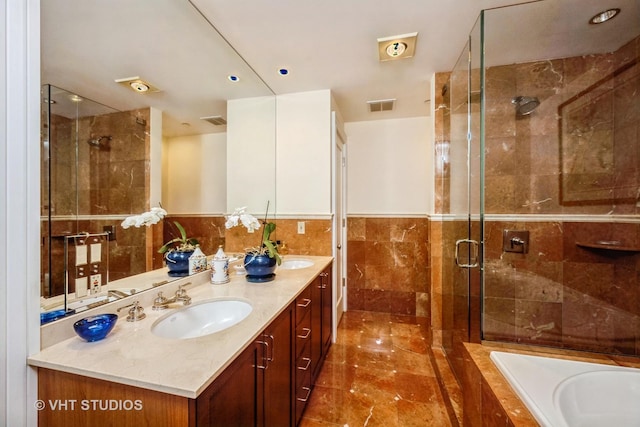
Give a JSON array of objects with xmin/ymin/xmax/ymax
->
[{"xmin": 73, "ymin": 313, "xmax": 118, "ymax": 342}]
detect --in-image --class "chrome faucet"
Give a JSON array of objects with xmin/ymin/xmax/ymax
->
[
  {"xmin": 152, "ymin": 283, "xmax": 192, "ymax": 310},
  {"xmin": 117, "ymin": 300, "xmax": 146, "ymax": 322}
]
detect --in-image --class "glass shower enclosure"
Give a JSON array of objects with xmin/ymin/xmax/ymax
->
[{"xmin": 443, "ymin": 0, "xmax": 640, "ymax": 382}]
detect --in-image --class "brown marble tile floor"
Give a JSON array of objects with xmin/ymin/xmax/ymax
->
[{"xmin": 300, "ymin": 311, "xmax": 454, "ymax": 427}]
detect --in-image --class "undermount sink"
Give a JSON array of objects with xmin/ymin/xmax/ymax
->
[
  {"xmin": 151, "ymin": 298, "xmax": 253, "ymax": 339},
  {"xmin": 279, "ymin": 258, "xmax": 314, "ymax": 270}
]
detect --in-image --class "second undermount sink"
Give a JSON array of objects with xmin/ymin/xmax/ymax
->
[
  {"xmin": 279, "ymin": 258, "xmax": 314, "ymax": 270},
  {"xmin": 151, "ymin": 298, "xmax": 253, "ymax": 339}
]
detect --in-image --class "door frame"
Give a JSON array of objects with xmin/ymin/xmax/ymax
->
[{"xmin": 331, "ymin": 111, "xmax": 347, "ymax": 340}]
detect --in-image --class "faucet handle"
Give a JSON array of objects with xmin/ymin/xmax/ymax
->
[
  {"xmin": 152, "ymin": 291, "xmax": 169, "ymax": 311},
  {"xmin": 117, "ymin": 300, "xmax": 146, "ymax": 322},
  {"xmin": 175, "ymin": 282, "xmax": 192, "ymax": 298}
]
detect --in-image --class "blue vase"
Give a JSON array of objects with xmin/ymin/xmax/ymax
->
[
  {"xmin": 243, "ymin": 253, "xmax": 277, "ymax": 282},
  {"xmin": 165, "ymin": 250, "xmax": 194, "ymax": 277}
]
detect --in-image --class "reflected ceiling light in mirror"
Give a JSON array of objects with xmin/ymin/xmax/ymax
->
[
  {"xmin": 114, "ymin": 76, "xmax": 160, "ymax": 93},
  {"xmin": 68, "ymin": 94, "xmax": 83, "ymax": 102},
  {"xmin": 589, "ymin": 8, "xmax": 620, "ymax": 24}
]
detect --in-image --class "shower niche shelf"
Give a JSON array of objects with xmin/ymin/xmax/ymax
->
[{"xmin": 575, "ymin": 241, "xmax": 640, "ymax": 253}]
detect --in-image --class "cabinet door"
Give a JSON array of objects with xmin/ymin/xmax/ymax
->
[
  {"xmin": 320, "ymin": 268, "xmax": 333, "ymax": 356},
  {"xmin": 310, "ymin": 274, "xmax": 323, "ymax": 381},
  {"xmin": 196, "ymin": 342, "xmax": 262, "ymax": 427},
  {"xmin": 263, "ymin": 305, "xmax": 294, "ymax": 427}
]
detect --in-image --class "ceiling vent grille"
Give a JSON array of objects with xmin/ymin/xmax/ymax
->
[
  {"xmin": 200, "ymin": 115, "xmax": 227, "ymax": 126},
  {"xmin": 367, "ymin": 99, "xmax": 395, "ymax": 112}
]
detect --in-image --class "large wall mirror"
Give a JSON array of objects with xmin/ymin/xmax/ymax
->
[{"xmin": 40, "ymin": 0, "xmax": 276, "ymax": 321}]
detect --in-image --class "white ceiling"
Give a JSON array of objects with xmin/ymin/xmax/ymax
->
[{"xmin": 41, "ymin": 0, "xmax": 639, "ymax": 137}]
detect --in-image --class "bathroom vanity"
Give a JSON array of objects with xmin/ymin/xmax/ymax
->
[{"xmin": 29, "ymin": 256, "xmax": 333, "ymax": 427}]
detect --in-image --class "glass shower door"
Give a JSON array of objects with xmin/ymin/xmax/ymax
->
[{"xmin": 442, "ymin": 14, "xmax": 483, "ymax": 380}]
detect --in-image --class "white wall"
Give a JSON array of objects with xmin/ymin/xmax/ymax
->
[
  {"xmin": 276, "ymin": 90, "xmax": 332, "ymax": 216},
  {"xmin": 3, "ymin": 0, "xmax": 40, "ymax": 425},
  {"xmin": 163, "ymin": 133, "xmax": 227, "ymax": 214},
  {"xmin": 345, "ymin": 117, "xmax": 432, "ymax": 215},
  {"xmin": 227, "ymin": 96, "xmax": 276, "ymax": 216}
]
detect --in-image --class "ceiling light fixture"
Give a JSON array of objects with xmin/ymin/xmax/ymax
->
[
  {"xmin": 114, "ymin": 76, "xmax": 160, "ymax": 94},
  {"xmin": 278, "ymin": 68, "xmax": 289, "ymax": 76},
  {"xmin": 68, "ymin": 94, "xmax": 83, "ymax": 102},
  {"xmin": 228, "ymin": 75, "xmax": 240, "ymax": 82},
  {"xmin": 377, "ymin": 32, "xmax": 418, "ymax": 61},
  {"xmin": 589, "ymin": 8, "xmax": 620, "ymax": 24}
]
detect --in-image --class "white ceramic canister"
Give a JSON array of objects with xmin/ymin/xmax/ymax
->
[
  {"xmin": 188, "ymin": 245, "xmax": 207, "ymax": 275},
  {"xmin": 210, "ymin": 245, "xmax": 230, "ymax": 284}
]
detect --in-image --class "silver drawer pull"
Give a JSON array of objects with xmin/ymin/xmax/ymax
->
[
  {"xmin": 297, "ymin": 357, "xmax": 311, "ymax": 371},
  {"xmin": 297, "ymin": 298, "xmax": 311, "ymax": 308},
  {"xmin": 297, "ymin": 328, "xmax": 311, "ymax": 339},
  {"xmin": 296, "ymin": 386, "xmax": 312, "ymax": 402}
]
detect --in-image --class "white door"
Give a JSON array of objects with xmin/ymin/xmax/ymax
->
[{"xmin": 332, "ymin": 112, "xmax": 346, "ymax": 338}]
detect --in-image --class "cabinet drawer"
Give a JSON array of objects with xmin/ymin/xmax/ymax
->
[
  {"xmin": 295, "ymin": 312, "xmax": 311, "ymax": 358},
  {"xmin": 296, "ymin": 342, "xmax": 312, "ymax": 390},
  {"xmin": 295, "ymin": 368, "xmax": 312, "ymax": 423},
  {"xmin": 295, "ymin": 285, "xmax": 312, "ymax": 325}
]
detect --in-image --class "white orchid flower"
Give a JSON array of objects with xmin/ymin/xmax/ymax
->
[
  {"xmin": 225, "ymin": 207, "xmax": 261, "ymax": 232},
  {"xmin": 121, "ymin": 206, "xmax": 167, "ymax": 229}
]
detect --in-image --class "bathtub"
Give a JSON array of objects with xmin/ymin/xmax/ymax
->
[{"xmin": 490, "ymin": 351, "xmax": 640, "ymax": 427}]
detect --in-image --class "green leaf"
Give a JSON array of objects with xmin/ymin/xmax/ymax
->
[{"xmin": 174, "ymin": 221, "xmax": 187, "ymax": 242}]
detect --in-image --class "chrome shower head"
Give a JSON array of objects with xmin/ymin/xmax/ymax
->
[
  {"xmin": 87, "ymin": 135, "xmax": 112, "ymax": 148},
  {"xmin": 512, "ymin": 96, "xmax": 540, "ymax": 116}
]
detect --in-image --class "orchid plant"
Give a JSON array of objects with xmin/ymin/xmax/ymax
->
[
  {"xmin": 225, "ymin": 206, "xmax": 281, "ymax": 265},
  {"xmin": 120, "ymin": 207, "xmax": 198, "ymax": 254}
]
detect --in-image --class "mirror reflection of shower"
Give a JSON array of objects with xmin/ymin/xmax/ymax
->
[
  {"xmin": 512, "ymin": 96, "xmax": 540, "ymax": 116},
  {"xmin": 87, "ymin": 135, "xmax": 112, "ymax": 149}
]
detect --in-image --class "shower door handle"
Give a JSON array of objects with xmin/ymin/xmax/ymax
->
[{"xmin": 455, "ymin": 239, "xmax": 479, "ymax": 268}]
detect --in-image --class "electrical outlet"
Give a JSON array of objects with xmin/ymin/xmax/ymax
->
[
  {"xmin": 297, "ymin": 221, "xmax": 305, "ymax": 234},
  {"xmin": 90, "ymin": 274, "xmax": 102, "ymax": 294}
]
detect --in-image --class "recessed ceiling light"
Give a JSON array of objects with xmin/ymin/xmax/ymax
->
[
  {"xmin": 68, "ymin": 94, "xmax": 83, "ymax": 102},
  {"xmin": 278, "ymin": 68, "xmax": 289, "ymax": 76},
  {"xmin": 377, "ymin": 32, "xmax": 418, "ymax": 61},
  {"xmin": 114, "ymin": 76, "xmax": 160, "ymax": 93},
  {"xmin": 228, "ymin": 75, "xmax": 240, "ymax": 82},
  {"xmin": 589, "ymin": 8, "xmax": 620, "ymax": 24},
  {"xmin": 130, "ymin": 81, "xmax": 149, "ymax": 92}
]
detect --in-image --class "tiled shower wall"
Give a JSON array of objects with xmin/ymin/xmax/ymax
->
[
  {"xmin": 484, "ymin": 221, "xmax": 640, "ymax": 355},
  {"xmin": 346, "ymin": 217, "xmax": 430, "ymax": 316},
  {"xmin": 433, "ymin": 35, "xmax": 640, "ymax": 357},
  {"xmin": 482, "ymin": 35, "xmax": 640, "ymax": 355},
  {"xmin": 42, "ymin": 109, "xmax": 153, "ymax": 292}
]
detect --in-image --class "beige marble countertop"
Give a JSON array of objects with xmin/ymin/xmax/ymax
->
[{"xmin": 28, "ymin": 255, "xmax": 333, "ymax": 399}]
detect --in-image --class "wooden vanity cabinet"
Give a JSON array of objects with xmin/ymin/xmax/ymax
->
[
  {"xmin": 261, "ymin": 304, "xmax": 294, "ymax": 427},
  {"xmin": 37, "ymin": 266, "xmax": 331, "ymax": 427},
  {"xmin": 196, "ymin": 304, "xmax": 294, "ymax": 427},
  {"xmin": 310, "ymin": 267, "xmax": 332, "ymax": 382},
  {"xmin": 196, "ymin": 340, "xmax": 262, "ymax": 427},
  {"xmin": 295, "ymin": 264, "xmax": 333, "ymax": 425}
]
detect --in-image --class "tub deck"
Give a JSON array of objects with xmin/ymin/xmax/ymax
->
[{"xmin": 461, "ymin": 342, "xmax": 640, "ymax": 427}]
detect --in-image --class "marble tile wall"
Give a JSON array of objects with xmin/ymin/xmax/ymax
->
[
  {"xmin": 346, "ymin": 217, "xmax": 430, "ymax": 316},
  {"xmin": 484, "ymin": 220, "xmax": 640, "ymax": 355},
  {"xmin": 223, "ymin": 218, "xmax": 333, "ymax": 257},
  {"xmin": 42, "ymin": 109, "xmax": 152, "ymax": 294},
  {"xmin": 484, "ymin": 36, "xmax": 639, "ymax": 215},
  {"xmin": 432, "ymin": 36, "xmax": 640, "ymax": 361}
]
